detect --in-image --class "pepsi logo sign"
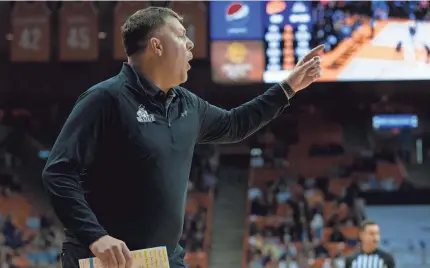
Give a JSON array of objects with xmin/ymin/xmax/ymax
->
[
  {"xmin": 225, "ymin": 2, "xmax": 250, "ymax": 23},
  {"xmin": 210, "ymin": 1, "xmax": 264, "ymax": 41}
]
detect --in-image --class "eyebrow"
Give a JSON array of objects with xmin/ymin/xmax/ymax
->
[{"xmin": 170, "ymin": 24, "xmax": 186, "ymax": 35}]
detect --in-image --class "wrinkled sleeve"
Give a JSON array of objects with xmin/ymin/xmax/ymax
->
[
  {"xmin": 195, "ymin": 84, "xmax": 290, "ymax": 144},
  {"xmin": 42, "ymin": 89, "xmax": 114, "ymax": 247}
]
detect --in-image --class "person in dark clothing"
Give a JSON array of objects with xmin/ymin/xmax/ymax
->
[
  {"xmin": 314, "ymin": 240, "xmax": 329, "ymax": 258},
  {"xmin": 329, "ymin": 224, "xmax": 346, "ymax": 242},
  {"xmin": 345, "ymin": 220, "xmax": 395, "ymax": 268},
  {"xmin": 41, "ymin": 7, "xmax": 323, "ymax": 268}
]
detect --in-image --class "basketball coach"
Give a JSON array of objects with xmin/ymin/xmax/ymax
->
[{"xmin": 42, "ymin": 7, "xmax": 323, "ymax": 268}]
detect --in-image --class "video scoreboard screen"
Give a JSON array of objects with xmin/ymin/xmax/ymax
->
[
  {"xmin": 210, "ymin": 1, "xmax": 312, "ymax": 84},
  {"xmin": 263, "ymin": 1, "xmax": 313, "ymax": 83},
  {"xmin": 210, "ymin": 1, "xmax": 430, "ymax": 84}
]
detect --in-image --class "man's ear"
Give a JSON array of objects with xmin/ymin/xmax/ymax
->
[{"xmin": 149, "ymin": 37, "xmax": 162, "ymax": 56}]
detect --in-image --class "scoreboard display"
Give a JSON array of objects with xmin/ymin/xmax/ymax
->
[
  {"xmin": 210, "ymin": 0, "xmax": 430, "ymax": 84},
  {"xmin": 263, "ymin": 1, "xmax": 313, "ymax": 83},
  {"xmin": 210, "ymin": 1, "xmax": 313, "ymax": 84},
  {"xmin": 6, "ymin": 1, "xmax": 430, "ymax": 82}
]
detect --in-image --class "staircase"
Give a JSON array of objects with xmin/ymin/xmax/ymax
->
[{"xmin": 209, "ymin": 167, "xmax": 248, "ymax": 268}]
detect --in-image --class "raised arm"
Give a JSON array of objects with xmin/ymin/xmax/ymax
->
[
  {"xmin": 196, "ymin": 84, "xmax": 290, "ymax": 144},
  {"xmin": 196, "ymin": 45, "xmax": 324, "ymax": 144}
]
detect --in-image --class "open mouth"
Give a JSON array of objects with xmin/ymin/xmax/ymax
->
[{"xmin": 186, "ymin": 54, "xmax": 193, "ymax": 70}]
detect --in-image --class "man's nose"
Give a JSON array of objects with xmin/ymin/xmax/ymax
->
[{"xmin": 186, "ymin": 37, "xmax": 194, "ymax": 51}]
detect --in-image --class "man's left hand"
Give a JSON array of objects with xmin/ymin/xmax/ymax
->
[{"xmin": 284, "ymin": 44, "xmax": 324, "ymax": 93}]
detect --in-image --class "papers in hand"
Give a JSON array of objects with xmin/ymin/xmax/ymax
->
[{"xmin": 78, "ymin": 246, "xmax": 169, "ymax": 268}]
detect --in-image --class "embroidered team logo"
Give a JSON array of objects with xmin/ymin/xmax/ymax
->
[{"xmin": 136, "ymin": 105, "xmax": 155, "ymax": 123}]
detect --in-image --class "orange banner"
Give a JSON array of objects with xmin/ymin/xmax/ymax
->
[
  {"xmin": 10, "ymin": 2, "xmax": 51, "ymax": 62},
  {"xmin": 113, "ymin": 2, "xmax": 149, "ymax": 60},
  {"xmin": 59, "ymin": 2, "xmax": 99, "ymax": 61}
]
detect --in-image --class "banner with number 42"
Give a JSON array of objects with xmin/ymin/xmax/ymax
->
[{"xmin": 10, "ymin": 2, "xmax": 51, "ymax": 62}]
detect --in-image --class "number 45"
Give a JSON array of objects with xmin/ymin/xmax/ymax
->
[{"xmin": 67, "ymin": 27, "xmax": 90, "ymax": 50}]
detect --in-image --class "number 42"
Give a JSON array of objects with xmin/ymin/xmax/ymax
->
[{"xmin": 19, "ymin": 28, "xmax": 42, "ymax": 51}]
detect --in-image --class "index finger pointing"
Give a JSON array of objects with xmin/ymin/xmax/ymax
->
[{"xmin": 302, "ymin": 44, "xmax": 324, "ymax": 62}]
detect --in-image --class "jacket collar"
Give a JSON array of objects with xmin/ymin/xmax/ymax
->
[{"xmin": 120, "ymin": 63, "xmax": 175, "ymax": 98}]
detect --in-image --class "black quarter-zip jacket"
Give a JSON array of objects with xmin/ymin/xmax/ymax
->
[{"xmin": 42, "ymin": 63, "xmax": 290, "ymax": 256}]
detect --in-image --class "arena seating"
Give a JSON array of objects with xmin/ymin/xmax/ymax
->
[
  {"xmin": 183, "ymin": 145, "xmax": 218, "ymax": 268},
  {"xmin": 0, "ymin": 173, "xmax": 61, "ymax": 268},
  {"xmin": 243, "ymin": 114, "xmax": 407, "ymax": 268},
  {"xmin": 183, "ymin": 192, "xmax": 213, "ymax": 268}
]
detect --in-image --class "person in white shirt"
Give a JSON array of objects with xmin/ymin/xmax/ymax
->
[{"xmin": 310, "ymin": 211, "xmax": 324, "ymax": 240}]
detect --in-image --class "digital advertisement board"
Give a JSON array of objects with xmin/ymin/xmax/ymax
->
[
  {"xmin": 210, "ymin": 1, "xmax": 430, "ymax": 84},
  {"xmin": 210, "ymin": 1, "xmax": 265, "ymax": 41},
  {"xmin": 211, "ymin": 41, "xmax": 265, "ymax": 84},
  {"xmin": 263, "ymin": 1, "xmax": 312, "ymax": 83}
]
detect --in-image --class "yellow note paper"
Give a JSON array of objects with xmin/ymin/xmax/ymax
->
[{"xmin": 79, "ymin": 246, "xmax": 169, "ymax": 268}]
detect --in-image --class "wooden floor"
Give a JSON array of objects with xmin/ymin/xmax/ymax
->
[{"xmin": 319, "ymin": 19, "xmax": 430, "ymax": 81}]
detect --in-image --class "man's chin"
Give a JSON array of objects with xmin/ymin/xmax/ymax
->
[
  {"xmin": 182, "ymin": 70, "xmax": 189, "ymax": 80},
  {"xmin": 182, "ymin": 70, "xmax": 189, "ymax": 82}
]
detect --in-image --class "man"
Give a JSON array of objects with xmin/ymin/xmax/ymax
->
[
  {"xmin": 42, "ymin": 7, "xmax": 323, "ymax": 268},
  {"xmin": 345, "ymin": 220, "xmax": 395, "ymax": 268}
]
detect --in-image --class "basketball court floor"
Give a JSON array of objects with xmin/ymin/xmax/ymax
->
[{"xmin": 320, "ymin": 19, "xmax": 430, "ymax": 82}]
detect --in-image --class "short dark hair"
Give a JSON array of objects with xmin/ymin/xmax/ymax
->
[
  {"xmin": 359, "ymin": 220, "xmax": 378, "ymax": 231},
  {"xmin": 121, "ymin": 7, "xmax": 182, "ymax": 56}
]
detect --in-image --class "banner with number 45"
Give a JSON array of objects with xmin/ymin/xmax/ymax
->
[{"xmin": 59, "ymin": 2, "xmax": 99, "ymax": 61}]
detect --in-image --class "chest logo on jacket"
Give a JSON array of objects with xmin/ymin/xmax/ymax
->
[{"xmin": 136, "ymin": 105, "xmax": 155, "ymax": 123}]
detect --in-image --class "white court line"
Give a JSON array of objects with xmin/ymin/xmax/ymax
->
[{"xmin": 338, "ymin": 58, "xmax": 430, "ymax": 81}]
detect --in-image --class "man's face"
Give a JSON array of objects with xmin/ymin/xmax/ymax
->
[
  {"xmin": 148, "ymin": 16, "xmax": 194, "ymax": 88},
  {"xmin": 360, "ymin": 224, "xmax": 380, "ymax": 249}
]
